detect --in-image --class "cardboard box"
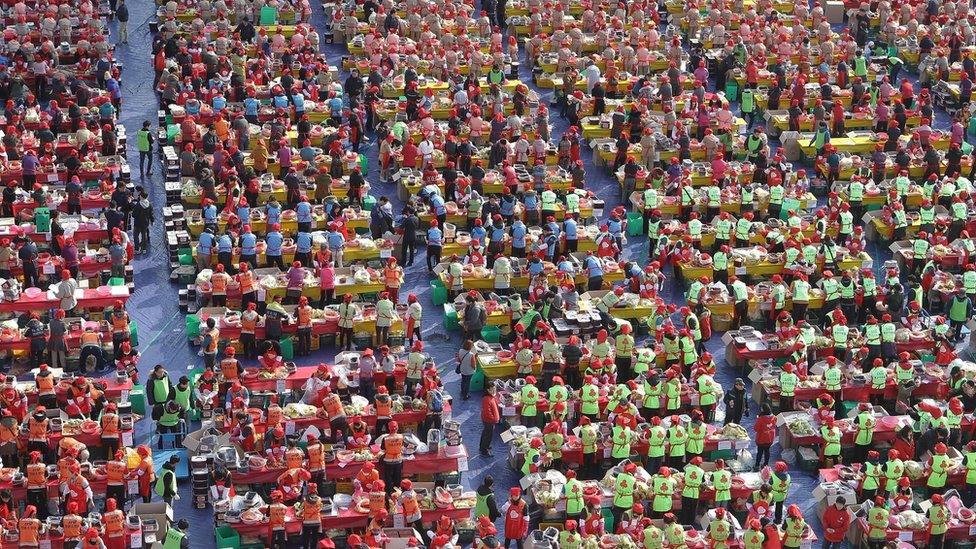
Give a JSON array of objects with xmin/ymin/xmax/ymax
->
[
  {"xmin": 826, "ymin": 1, "xmax": 845, "ymax": 24},
  {"xmin": 383, "ymin": 528, "xmax": 424, "ymax": 549}
]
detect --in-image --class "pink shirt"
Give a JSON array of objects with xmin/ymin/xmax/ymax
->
[{"xmin": 319, "ymin": 265, "xmax": 335, "ymax": 289}]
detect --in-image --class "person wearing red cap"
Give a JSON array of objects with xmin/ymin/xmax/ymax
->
[
  {"xmin": 681, "ymin": 455, "xmax": 704, "ymax": 524},
  {"xmin": 503, "ymin": 487, "xmax": 529, "ymax": 548},
  {"xmin": 820, "ymin": 495, "xmax": 851, "ymax": 549},
  {"xmin": 865, "ymin": 496, "xmax": 889, "ymax": 549},
  {"xmin": 376, "ymin": 420, "xmax": 404, "ymax": 498}
]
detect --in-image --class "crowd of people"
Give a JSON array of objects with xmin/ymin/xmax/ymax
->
[{"xmin": 134, "ymin": 0, "xmax": 976, "ymax": 545}]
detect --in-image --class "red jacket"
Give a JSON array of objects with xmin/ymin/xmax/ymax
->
[
  {"xmin": 763, "ymin": 524, "xmax": 782, "ymax": 549},
  {"xmin": 482, "ymin": 395, "xmax": 501, "ymax": 424},
  {"xmin": 754, "ymin": 414, "xmax": 777, "ymax": 446},
  {"xmin": 822, "ymin": 505, "xmax": 852, "ymax": 543}
]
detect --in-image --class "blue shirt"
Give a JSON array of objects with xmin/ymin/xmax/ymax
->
[
  {"xmin": 244, "ymin": 97, "xmax": 260, "ymax": 116},
  {"xmin": 328, "ymin": 231, "xmax": 345, "ymax": 250},
  {"xmin": 511, "ymin": 223, "xmax": 527, "ymax": 248},
  {"xmin": 585, "ymin": 256, "xmax": 603, "ymax": 277},
  {"xmin": 500, "ymin": 196, "xmax": 516, "ymax": 216},
  {"xmin": 608, "ymin": 218, "xmax": 622, "ymax": 236},
  {"xmin": 558, "ymin": 259, "xmax": 575, "ymax": 274},
  {"xmin": 528, "ymin": 261, "xmax": 544, "ymax": 276},
  {"xmin": 296, "ymin": 201, "xmax": 312, "ymax": 223},
  {"xmin": 490, "ymin": 226, "xmax": 506, "ymax": 242},
  {"xmin": 266, "ymin": 204, "xmax": 282, "ymax": 226},
  {"xmin": 428, "ymin": 227, "xmax": 443, "ymax": 246},
  {"xmin": 292, "ymin": 94, "xmax": 305, "ymax": 112},
  {"xmin": 471, "ymin": 226, "xmax": 487, "ymax": 244},
  {"xmin": 546, "ymin": 234, "xmax": 557, "ymax": 256},
  {"xmin": 203, "ymin": 204, "xmax": 217, "ymax": 222},
  {"xmin": 431, "ymin": 195, "xmax": 447, "ymax": 215},
  {"xmin": 296, "ymin": 231, "xmax": 313, "ymax": 253},
  {"xmin": 564, "ymin": 218, "xmax": 578, "ymax": 240},
  {"xmin": 241, "ymin": 233, "xmax": 257, "ymax": 255},
  {"xmin": 273, "ymin": 94, "xmax": 289, "ymax": 109},
  {"xmin": 198, "ymin": 232, "xmax": 214, "ymax": 254},
  {"xmin": 524, "ymin": 193, "xmax": 538, "ymax": 210},
  {"xmin": 546, "ymin": 222, "xmax": 561, "ymax": 239},
  {"xmin": 328, "ymin": 97, "xmax": 343, "ymax": 116},
  {"xmin": 266, "ymin": 231, "xmax": 284, "ymax": 256},
  {"xmin": 213, "ymin": 96, "xmax": 227, "ymax": 111},
  {"xmin": 217, "ymin": 234, "xmax": 233, "ymax": 253},
  {"xmin": 236, "ymin": 204, "xmax": 250, "ymax": 221}
]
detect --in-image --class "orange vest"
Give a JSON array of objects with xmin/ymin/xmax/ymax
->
[
  {"xmin": 297, "ymin": 306, "xmax": 312, "ymax": 328},
  {"xmin": 57, "ymin": 457, "xmax": 77, "ymax": 483},
  {"xmin": 26, "ymin": 462, "xmax": 46, "ymax": 488},
  {"xmin": 241, "ymin": 312, "xmax": 258, "ymax": 334},
  {"xmin": 111, "ymin": 312, "xmax": 129, "ymax": 334},
  {"xmin": 35, "ymin": 373, "xmax": 55, "ymax": 394},
  {"xmin": 239, "ymin": 272, "xmax": 255, "ymax": 294},
  {"xmin": 375, "ymin": 396, "xmax": 392, "ymax": 418},
  {"xmin": 302, "ymin": 498, "xmax": 323, "ymax": 522},
  {"xmin": 28, "ymin": 417, "xmax": 48, "ymax": 441},
  {"xmin": 306, "ymin": 443, "xmax": 325, "ymax": 471},
  {"xmin": 382, "ymin": 434, "xmax": 404, "ymax": 460},
  {"xmin": 324, "ymin": 394, "xmax": 344, "ymax": 418},
  {"xmin": 220, "ymin": 358, "xmax": 239, "ymax": 380},
  {"xmin": 104, "ymin": 510, "xmax": 125, "ymax": 535},
  {"xmin": 101, "ymin": 413, "xmax": 120, "ymax": 437},
  {"xmin": 63, "ymin": 515, "xmax": 83, "ymax": 539},
  {"xmin": 285, "ymin": 448, "xmax": 304, "ymax": 470},
  {"xmin": 106, "ymin": 460, "xmax": 127, "ymax": 485},
  {"xmin": 206, "ymin": 328, "xmax": 219, "ymax": 353},
  {"xmin": 266, "ymin": 406, "xmax": 283, "ymax": 427},
  {"xmin": 384, "ymin": 266, "xmax": 401, "ymax": 288},
  {"xmin": 401, "ymin": 491, "xmax": 420, "ymax": 517},
  {"xmin": 269, "ymin": 503, "xmax": 288, "ymax": 530},
  {"xmin": 356, "ymin": 468, "xmax": 379, "ymax": 486},
  {"xmin": 81, "ymin": 332, "xmax": 100, "ymax": 346},
  {"xmin": 18, "ymin": 517, "xmax": 40, "ymax": 545},
  {"xmin": 0, "ymin": 419, "xmax": 17, "ymax": 444},
  {"xmin": 212, "ymin": 273, "xmax": 229, "ymax": 294}
]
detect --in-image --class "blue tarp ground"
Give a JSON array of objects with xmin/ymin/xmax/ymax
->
[{"xmin": 103, "ymin": 0, "xmax": 914, "ymax": 546}]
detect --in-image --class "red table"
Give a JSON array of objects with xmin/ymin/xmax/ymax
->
[
  {"xmin": 227, "ymin": 504, "xmax": 471, "ymax": 539},
  {"xmin": 12, "ymin": 196, "xmax": 111, "ymax": 216},
  {"xmin": 0, "ymin": 287, "xmax": 130, "ymax": 313},
  {"xmin": 232, "ymin": 447, "xmax": 468, "ymax": 484}
]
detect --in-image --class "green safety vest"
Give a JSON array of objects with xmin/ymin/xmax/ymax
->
[
  {"xmin": 713, "ymin": 469, "xmax": 732, "ymax": 501},
  {"xmin": 822, "ymin": 426, "xmax": 841, "ymax": 456},
  {"xmin": 920, "ymin": 206, "xmax": 936, "ymax": 224},
  {"xmin": 954, "ymin": 201, "xmax": 968, "ymax": 221},
  {"xmin": 564, "ymin": 478, "xmax": 584, "ymax": 515},
  {"xmin": 475, "ymin": 492, "xmax": 494, "ymax": 519},
  {"xmin": 566, "ymin": 193, "xmax": 580, "ymax": 213},
  {"xmin": 732, "ymin": 281, "xmax": 748, "ymax": 302},
  {"xmin": 822, "ymin": 278, "xmax": 839, "ymax": 300},
  {"xmin": 929, "ymin": 454, "xmax": 950, "ymax": 488},
  {"xmin": 964, "ymin": 270, "xmax": 976, "ymax": 293},
  {"xmin": 825, "ymin": 366, "xmax": 842, "ymax": 391},
  {"xmin": 736, "ymin": 218, "xmax": 752, "ymax": 240},
  {"xmin": 884, "ymin": 459, "xmax": 903, "ymax": 492},
  {"xmin": 163, "ymin": 528, "xmax": 185, "ymax": 549},
  {"xmin": 643, "ymin": 526, "xmax": 664, "ymax": 549},
  {"xmin": 155, "ymin": 469, "xmax": 177, "ymax": 497},
  {"xmin": 966, "ymin": 451, "xmax": 976, "ymax": 484},
  {"xmin": 174, "ymin": 386, "xmax": 192, "ymax": 411},
  {"xmin": 779, "ymin": 372, "xmax": 797, "ymax": 397},
  {"xmin": 785, "ymin": 247, "xmax": 801, "ymax": 266},
  {"xmin": 881, "ymin": 322, "xmax": 896, "ymax": 342},
  {"xmin": 769, "ymin": 185, "xmax": 784, "ymax": 205},
  {"xmin": 521, "ymin": 385, "xmax": 539, "ymax": 416},
  {"xmin": 137, "ymin": 130, "xmax": 152, "ymax": 152},
  {"xmin": 914, "ymin": 239, "xmax": 930, "ymax": 259},
  {"xmin": 651, "ymin": 476, "xmax": 673, "ymax": 512},
  {"xmin": 865, "ymin": 324, "xmax": 881, "ymax": 345},
  {"xmin": 950, "ymin": 296, "xmax": 970, "ymax": 322},
  {"xmin": 611, "ymin": 425, "xmax": 632, "ymax": 459},
  {"xmin": 839, "ymin": 211, "xmax": 853, "ymax": 234},
  {"xmin": 644, "ymin": 189, "xmax": 659, "ymax": 210},
  {"xmin": 682, "ymin": 464, "xmax": 704, "ymax": 498},
  {"xmin": 647, "ymin": 425, "xmax": 666, "ymax": 457},
  {"xmin": 741, "ymin": 89, "xmax": 755, "ymax": 113},
  {"xmin": 159, "ymin": 409, "xmax": 181, "ymax": 428},
  {"xmin": 803, "ymin": 245, "xmax": 819, "ymax": 264},
  {"xmin": 867, "ymin": 507, "xmax": 888, "ymax": 540},
  {"xmin": 863, "ymin": 276, "xmax": 877, "ymax": 297},
  {"xmin": 560, "ymin": 531, "xmax": 582, "ymax": 549},
  {"xmin": 581, "ymin": 384, "xmax": 599, "ymax": 415},
  {"xmin": 541, "ymin": 190, "xmax": 557, "ymax": 209},
  {"xmin": 707, "ymin": 186, "xmax": 721, "ymax": 207},
  {"xmin": 687, "ymin": 422, "xmax": 706, "ymax": 454},
  {"xmin": 153, "ymin": 377, "xmax": 171, "ymax": 405},
  {"xmin": 832, "ymin": 324, "xmax": 849, "ymax": 347},
  {"xmin": 862, "ymin": 462, "xmax": 882, "ymax": 490},
  {"xmin": 870, "ymin": 366, "xmax": 887, "ymax": 390},
  {"xmin": 743, "ymin": 529, "xmax": 765, "ymax": 549},
  {"xmin": 840, "ymin": 279, "xmax": 855, "ymax": 299},
  {"xmin": 613, "ymin": 473, "xmax": 637, "ymax": 509},
  {"xmin": 714, "ymin": 251, "xmax": 728, "ymax": 270},
  {"xmin": 522, "ymin": 447, "xmax": 539, "ymax": 476},
  {"xmin": 681, "ymin": 186, "xmax": 695, "ymax": 206},
  {"xmin": 856, "ymin": 411, "xmax": 874, "ymax": 446},
  {"xmin": 930, "ymin": 505, "xmax": 949, "ymax": 536},
  {"xmin": 770, "ymin": 472, "xmax": 790, "ymax": 502},
  {"xmin": 741, "ymin": 187, "xmax": 753, "ymax": 205},
  {"xmin": 667, "ymin": 426, "xmax": 686, "ymax": 456},
  {"xmin": 644, "ymin": 382, "xmax": 662, "ymax": 408},
  {"xmin": 849, "ymin": 180, "xmax": 864, "ymax": 201},
  {"xmin": 689, "ymin": 219, "xmax": 703, "ymax": 239}
]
